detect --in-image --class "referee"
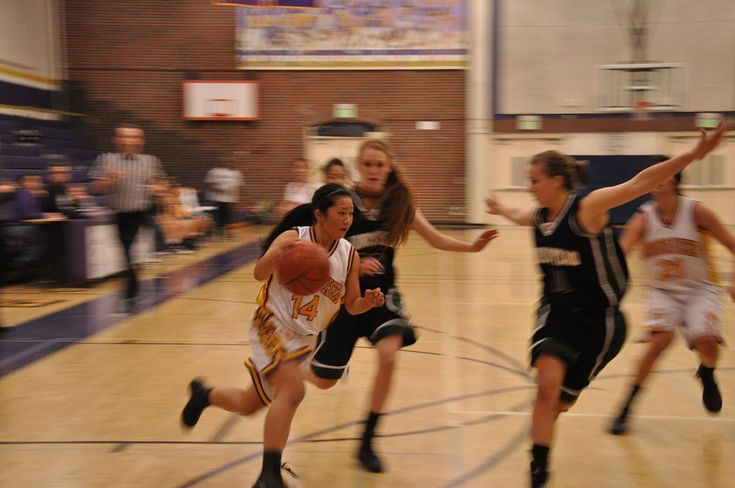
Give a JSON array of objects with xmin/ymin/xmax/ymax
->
[{"xmin": 90, "ymin": 124, "xmax": 165, "ymax": 311}]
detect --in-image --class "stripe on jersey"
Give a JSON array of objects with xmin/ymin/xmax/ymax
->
[
  {"xmin": 308, "ymin": 226, "xmax": 340, "ymax": 256},
  {"xmin": 589, "ymin": 236, "xmax": 619, "ymax": 307},
  {"xmin": 588, "ymin": 307, "xmax": 615, "ymax": 381},
  {"xmin": 702, "ymin": 233, "xmax": 722, "ymax": 285},
  {"xmin": 346, "ymin": 244, "xmax": 356, "ymax": 277},
  {"xmin": 245, "ymin": 358, "xmax": 271, "ymax": 406}
]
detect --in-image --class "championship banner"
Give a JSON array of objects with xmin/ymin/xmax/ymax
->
[
  {"xmin": 234, "ymin": 0, "xmax": 467, "ymax": 70},
  {"xmin": 214, "ymin": 0, "xmax": 317, "ymax": 8}
]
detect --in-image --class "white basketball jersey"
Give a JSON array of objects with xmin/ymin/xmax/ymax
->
[
  {"xmin": 640, "ymin": 196, "xmax": 716, "ymax": 291},
  {"xmin": 255, "ymin": 226, "xmax": 355, "ymax": 336}
]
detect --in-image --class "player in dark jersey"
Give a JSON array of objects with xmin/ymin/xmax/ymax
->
[
  {"xmin": 262, "ymin": 139, "xmax": 497, "ymax": 473},
  {"xmin": 485, "ymin": 123, "xmax": 726, "ymax": 488}
]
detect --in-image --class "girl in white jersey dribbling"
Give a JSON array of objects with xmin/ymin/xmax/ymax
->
[
  {"xmin": 610, "ymin": 169, "xmax": 735, "ymax": 435},
  {"xmin": 180, "ymin": 183, "xmax": 384, "ymax": 488}
]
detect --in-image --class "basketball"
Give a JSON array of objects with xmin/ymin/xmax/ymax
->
[{"xmin": 276, "ymin": 240, "xmax": 331, "ymax": 295}]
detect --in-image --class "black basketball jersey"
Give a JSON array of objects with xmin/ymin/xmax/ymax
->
[
  {"xmin": 346, "ymin": 201, "xmax": 396, "ymax": 292},
  {"xmin": 261, "ymin": 191, "xmax": 397, "ymax": 291},
  {"xmin": 534, "ymin": 194, "xmax": 628, "ymax": 309}
]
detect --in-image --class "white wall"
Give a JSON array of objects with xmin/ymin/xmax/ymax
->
[
  {"xmin": 499, "ymin": 0, "xmax": 735, "ymax": 114},
  {"xmin": 484, "ymin": 132, "xmax": 735, "ymax": 225},
  {"xmin": 0, "ymin": 0, "xmax": 62, "ymax": 90},
  {"xmin": 465, "ymin": 0, "xmax": 735, "ymax": 225}
]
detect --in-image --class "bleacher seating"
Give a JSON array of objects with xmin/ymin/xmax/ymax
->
[{"xmin": 0, "ymin": 114, "xmax": 93, "ymax": 186}]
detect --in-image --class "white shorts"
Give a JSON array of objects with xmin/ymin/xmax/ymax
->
[
  {"xmin": 644, "ymin": 284, "xmax": 724, "ymax": 348},
  {"xmin": 244, "ymin": 309, "xmax": 315, "ymax": 406}
]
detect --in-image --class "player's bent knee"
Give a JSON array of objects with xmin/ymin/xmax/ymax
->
[
  {"xmin": 281, "ymin": 383, "xmax": 306, "ymax": 406},
  {"xmin": 651, "ymin": 330, "xmax": 674, "ymax": 348},
  {"xmin": 311, "ymin": 376, "xmax": 338, "ymax": 390}
]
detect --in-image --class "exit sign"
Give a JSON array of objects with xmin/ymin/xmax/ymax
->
[{"xmin": 333, "ymin": 104, "xmax": 358, "ymax": 119}]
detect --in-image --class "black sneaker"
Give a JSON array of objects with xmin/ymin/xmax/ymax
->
[
  {"xmin": 252, "ymin": 474, "xmax": 288, "ymax": 488},
  {"xmin": 696, "ymin": 366, "xmax": 722, "ymax": 413},
  {"xmin": 609, "ymin": 410, "xmax": 629, "ymax": 435},
  {"xmin": 181, "ymin": 379, "xmax": 211, "ymax": 428},
  {"xmin": 358, "ymin": 443, "xmax": 384, "ymax": 473},
  {"xmin": 531, "ymin": 461, "xmax": 549, "ymax": 488}
]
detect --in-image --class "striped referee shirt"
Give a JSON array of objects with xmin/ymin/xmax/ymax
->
[{"xmin": 89, "ymin": 153, "xmax": 165, "ymax": 212}]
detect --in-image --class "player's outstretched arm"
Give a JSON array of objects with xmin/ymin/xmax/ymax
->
[
  {"xmin": 412, "ymin": 208, "xmax": 499, "ymax": 252},
  {"xmin": 618, "ymin": 211, "xmax": 646, "ymax": 255},
  {"xmin": 580, "ymin": 123, "xmax": 728, "ymax": 231},
  {"xmin": 254, "ymin": 229, "xmax": 298, "ymax": 281},
  {"xmin": 485, "ymin": 193, "xmax": 535, "ymax": 226}
]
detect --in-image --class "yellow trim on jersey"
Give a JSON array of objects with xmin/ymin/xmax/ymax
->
[
  {"xmin": 346, "ymin": 244, "xmax": 356, "ymax": 277},
  {"xmin": 701, "ymin": 232, "xmax": 721, "ymax": 285},
  {"xmin": 259, "ymin": 345, "xmax": 312, "ymax": 377},
  {"xmin": 245, "ymin": 358, "xmax": 271, "ymax": 406},
  {"xmin": 308, "ymin": 226, "xmax": 339, "ymax": 256},
  {"xmin": 283, "ymin": 345, "xmax": 312, "ymax": 362},
  {"xmin": 256, "ymin": 275, "xmax": 275, "ymax": 306}
]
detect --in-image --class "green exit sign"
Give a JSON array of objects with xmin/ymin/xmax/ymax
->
[
  {"xmin": 517, "ymin": 115, "xmax": 541, "ymax": 130},
  {"xmin": 695, "ymin": 113, "xmax": 722, "ymax": 129},
  {"xmin": 333, "ymin": 104, "xmax": 357, "ymax": 118}
]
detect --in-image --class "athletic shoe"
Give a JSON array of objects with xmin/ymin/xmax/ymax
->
[
  {"xmin": 531, "ymin": 461, "xmax": 549, "ymax": 488},
  {"xmin": 696, "ymin": 365, "xmax": 722, "ymax": 413},
  {"xmin": 609, "ymin": 410, "xmax": 629, "ymax": 435},
  {"xmin": 181, "ymin": 379, "xmax": 211, "ymax": 428},
  {"xmin": 358, "ymin": 443, "xmax": 383, "ymax": 473}
]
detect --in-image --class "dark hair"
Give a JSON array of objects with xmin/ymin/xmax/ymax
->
[
  {"xmin": 322, "ymin": 158, "xmax": 349, "ymax": 177},
  {"xmin": 356, "ymin": 139, "xmax": 416, "ymax": 246},
  {"xmin": 311, "ymin": 183, "xmax": 351, "ymax": 215},
  {"xmin": 530, "ymin": 150, "xmax": 588, "ymax": 191},
  {"xmin": 648, "ymin": 155, "xmax": 683, "ymax": 194},
  {"xmin": 260, "ymin": 184, "xmax": 352, "ymax": 254},
  {"xmin": 673, "ymin": 171, "xmax": 684, "ymax": 195}
]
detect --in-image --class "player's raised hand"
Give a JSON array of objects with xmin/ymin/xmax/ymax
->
[
  {"xmin": 470, "ymin": 228, "xmax": 499, "ymax": 252},
  {"xmin": 692, "ymin": 122, "xmax": 728, "ymax": 160}
]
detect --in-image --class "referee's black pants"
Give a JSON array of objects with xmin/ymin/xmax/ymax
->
[
  {"xmin": 116, "ymin": 211, "xmax": 146, "ymax": 300},
  {"xmin": 215, "ymin": 202, "xmax": 231, "ymax": 237}
]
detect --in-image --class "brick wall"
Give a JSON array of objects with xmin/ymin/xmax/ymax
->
[{"xmin": 64, "ymin": 0, "xmax": 468, "ymax": 222}]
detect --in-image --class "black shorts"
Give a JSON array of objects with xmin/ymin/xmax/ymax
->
[
  {"xmin": 531, "ymin": 303, "xmax": 627, "ymax": 403},
  {"xmin": 311, "ymin": 288, "xmax": 418, "ymax": 380}
]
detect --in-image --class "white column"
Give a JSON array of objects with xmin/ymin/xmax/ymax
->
[{"xmin": 465, "ymin": 0, "xmax": 493, "ymax": 223}]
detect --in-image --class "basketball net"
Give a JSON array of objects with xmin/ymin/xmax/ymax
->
[{"xmin": 632, "ymin": 100, "xmax": 653, "ymax": 121}]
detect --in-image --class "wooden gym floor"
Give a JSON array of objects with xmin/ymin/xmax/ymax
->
[{"xmin": 1, "ymin": 225, "xmax": 733, "ymax": 487}]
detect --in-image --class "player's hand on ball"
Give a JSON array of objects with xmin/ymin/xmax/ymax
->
[{"xmin": 364, "ymin": 287, "xmax": 384, "ymax": 308}]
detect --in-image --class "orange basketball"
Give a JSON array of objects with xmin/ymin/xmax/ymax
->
[{"xmin": 276, "ymin": 240, "xmax": 331, "ymax": 295}]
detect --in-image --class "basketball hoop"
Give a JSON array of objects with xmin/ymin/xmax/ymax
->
[
  {"xmin": 632, "ymin": 100, "xmax": 653, "ymax": 121},
  {"xmin": 206, "ymin": 98, "xmax": 237, "ymax": 118}
]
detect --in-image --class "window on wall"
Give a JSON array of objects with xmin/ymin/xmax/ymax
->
[{"xmin": 684, "ymin": 154, "xmax": 726, "ymax": 187}]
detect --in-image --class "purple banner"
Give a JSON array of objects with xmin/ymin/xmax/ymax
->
[
  {"xmin": 235, "ymin": 0, "xmax": 467, "ymax": 70},
  {"xmin": 214, "ymin": 0, "xmax": 316, "ymax": 8}
]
